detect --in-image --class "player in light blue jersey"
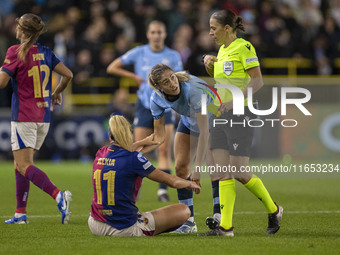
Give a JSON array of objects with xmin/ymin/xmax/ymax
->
[
  {"xmin": 142, "ymin": 64, "xmax": 221, "ymax": 233},
  {"xmin": 107, "ymin": 21, "xmax": 183, "ymax": 202}
]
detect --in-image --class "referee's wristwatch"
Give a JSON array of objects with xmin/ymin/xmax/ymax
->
[{"xmin": 201, "ymin": 54, "xmax": 207, "ymax": 64}]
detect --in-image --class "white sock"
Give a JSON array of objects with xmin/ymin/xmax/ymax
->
[
  {"xmin": 55, "ymin": 191, "xmax": 62, "ymax": 204},
  {"xmin": 213, "ymin": 213, "xmax": 221, "ymax": 221},
  {"xmin": 187, "ymin": 216, "xmax": 194, "ymax": 223},
  {"xmin": 157, "ymin": 189, "xmax": 167, "ymax": 196},
  {"xmin": 15, "ymin": 213, "xmax": 26, "ymax": 218}
]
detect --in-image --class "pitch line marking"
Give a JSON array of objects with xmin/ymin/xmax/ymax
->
[{"xmin": 1, "ymin": 210, "xmax": 340, "ymax": 219}]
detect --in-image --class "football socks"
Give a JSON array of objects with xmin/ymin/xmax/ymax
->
[
  {"xmin": 244, "ymin": 174, "xmax": 277, "ymax": 214},
  {"xmin": 219, "ymin": 179, "xmax": 236, "ymax": 230},
  {"xmin": 177, "ymin": 177, "xmax": 194, "ymax": 218},
  {"xmin": 25, "ymin": 165, "xmax": 60, "ymax": 199},
  {"xmin": 211, "ymin": 180, "xmax": 220, "ymax": 215},
  {"xmin": 15, "ymin": 169, "xmax": 30, "ymax": 214}
]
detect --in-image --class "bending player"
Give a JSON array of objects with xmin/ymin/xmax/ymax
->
[
  {"xmin": 142, "ymin": 63, "xmax": 221, "ymax": 233},
  {"xmin": 107, "ymin": 21, "xmax": 183, "ymax": 202}
]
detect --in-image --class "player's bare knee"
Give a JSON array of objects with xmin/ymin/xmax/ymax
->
[
  {"xmin": 209, "ymin": 171, "xmax": 221, "ymax": 180},
  {"xmin": 16, "ymin": 167, "xmax": 25, "ymax": 175},
  {"xmin": 182, "ymin": 204, "xmax": 191, "ymax": 219},
  {"xmin": 236, "ymin": 177, "xmax": 250, "ymax": 184},
  {"xmin": 175, "ymin": 166, "xmax": 189, "ymax": 179},
  {"xmin": 16, "ymin": 164, "xmax": 29, "ymax": 175}
]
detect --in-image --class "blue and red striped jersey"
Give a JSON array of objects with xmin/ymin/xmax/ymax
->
[
  {"xmin": 91, "ymin": 144, "xmax": 155, "ymax": 230},
  {"xmin": 2, "ymin": 43, "xmax": 60, "ymax": 122}
]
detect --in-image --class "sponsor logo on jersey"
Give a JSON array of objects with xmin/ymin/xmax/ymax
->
[
  {"xmin": 246, "ymin": 57, "xmax": 258, "ymax": 63},
  {"xmin": 143, "ymin": 161, "xmax": 152, "ymax": 170},
  {"xmin": 223, "ymin": 61, "xmax": 234, "ymax": 76}
]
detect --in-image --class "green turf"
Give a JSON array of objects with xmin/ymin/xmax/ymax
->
[{"xmin": 0, "ymin": 160, "xmax": 339, "ymax": 255}]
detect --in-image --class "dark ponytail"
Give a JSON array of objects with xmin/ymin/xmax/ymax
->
[
  {"xmin": 212, "ymin": 10, "xmax": 245, "ymax": 33},
  {"xmin": 235, "ymin": 16, "xmax": 245, "ymax": 32}
]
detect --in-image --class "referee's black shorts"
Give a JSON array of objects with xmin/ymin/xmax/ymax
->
[{"xmin": 210, "ymin": 107, "xmax": 256, "ymax": 157}]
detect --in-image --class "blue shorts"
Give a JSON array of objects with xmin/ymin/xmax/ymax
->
[
  {"xmin": 176, "ymin": 119, "xmax": 199, "ymax": 137},
  {"xmin": 134, "ymin": 99, "xmax": 175, "ymax": 128}
]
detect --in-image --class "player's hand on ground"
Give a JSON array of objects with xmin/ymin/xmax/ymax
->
[
  {"xmin": 219, "ymin": 101, "xmax": 233, "ymax": 113},
  {"xmin": 203, "ymin": 55, "xmax": 218, "ymax": 70}
]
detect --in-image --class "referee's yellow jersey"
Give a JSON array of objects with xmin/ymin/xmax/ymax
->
[{"xmin": 214, "ymin": 38, "xmax": 259, "ymax": 105}]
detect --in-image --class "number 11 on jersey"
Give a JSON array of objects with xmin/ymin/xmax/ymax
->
[{"xmin": 93, "ymin": 169, "xmax": 116, "ymax": 206}]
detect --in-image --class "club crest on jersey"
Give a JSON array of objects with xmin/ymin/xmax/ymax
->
[{"xmin": 223, "ymin": 61, "xmax": 233, "ymax": 76}]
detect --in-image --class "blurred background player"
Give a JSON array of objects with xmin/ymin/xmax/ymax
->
[
  {"xmin": 0, "ymin": 13, "xmax": 73, "ymax": 224},
  {"xmin": 88, "ymin": 115, "xmax": 200, "ymax": 237},
  {"xmin": 143, "ymin": 63, "xmax": 220, "ymax": 233},
  {"xmin": 199, "ymin": 9, "xmax": 283, "ymax": 236},
  {"xmin": 107, "ymin": 20, "xmax": 183, "ymax": 202}
]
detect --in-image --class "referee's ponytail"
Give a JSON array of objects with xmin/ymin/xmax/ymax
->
[{"xmin": 211, "ymin": 10, "xmax": 245, "ymax": 33}]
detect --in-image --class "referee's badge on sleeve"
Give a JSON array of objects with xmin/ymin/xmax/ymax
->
[{"xmin": 223, "ymin": 61, "xmax": 234, "ymax": 76}]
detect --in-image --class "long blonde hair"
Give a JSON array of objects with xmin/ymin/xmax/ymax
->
[
  {"xmin": 148, "ymin": 63, "xmax": 190, "ymax": 96},
  {"xmin": 16, "ymin": 13, "xmax": 46, "ymax": 62},
  {"xmin": 108, "ymin": 115, "xmax": 133, "ymax": 151}
]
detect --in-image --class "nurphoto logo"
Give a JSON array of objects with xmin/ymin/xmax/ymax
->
[{"xmin": 201, "ymin": 83, "xmax": 312, "ymax": 128}]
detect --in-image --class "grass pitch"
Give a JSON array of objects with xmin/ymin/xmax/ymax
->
[{"xmin": 0, "ymin": 160, "xmax": 339, "ymax": 255}]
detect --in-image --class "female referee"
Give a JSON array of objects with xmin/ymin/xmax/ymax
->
[
  {"xmin": 143, "ymin": 63, "xmax": 221, "ymax": 233},
  {"xmin": 88, "ymin": 115, "xmax": 200, "ymax": 237},
  {"xmin": 199, "ymin": 10, "xmax": 283, "ymax": 236},
  {"xmin": 0, "ymin": 13, "xmax": 73, "ymax": 224},
  {"xmin": 107, "ymin": 21, "xmax": 183, "ymax": 202}
]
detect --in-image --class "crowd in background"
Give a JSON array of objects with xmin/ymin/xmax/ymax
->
[{"xmin": 1, "ymin": 0, "xmax": 340, "ymax": 108}]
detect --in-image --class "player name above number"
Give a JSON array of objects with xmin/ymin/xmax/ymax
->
[
  {"xmin": 32, "ymin": 53, "xmax": 45, "ymax": 61},
  {"xmin": 97, "ymin": 158, "xmax": 115, "ymax": 166}
]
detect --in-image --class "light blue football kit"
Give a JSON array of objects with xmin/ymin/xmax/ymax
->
[{"xmin": 121, "ymin": 45, "xmax": 183, "ymax": 127}]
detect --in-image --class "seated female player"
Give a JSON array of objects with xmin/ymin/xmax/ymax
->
[{"xmin": 88, "ymin": 114, "xmax": 200, "ymax": 237}]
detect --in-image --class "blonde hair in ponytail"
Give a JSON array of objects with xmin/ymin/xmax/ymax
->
[
  {"xmin": 16, "ymin": 13, "xmax": 46, "ymax": 62},
  {"xmin": 109, "ymin": 115, "xmax": 133, "ymax": 151}
]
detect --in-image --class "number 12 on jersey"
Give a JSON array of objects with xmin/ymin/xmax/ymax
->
[
  {"xmin": 28, "ymin": 64, "xmax": 50, "ymax": 98},
  {"xmin": 93, "ymin": 169, "xmax": 116, "ymax": 206}
]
